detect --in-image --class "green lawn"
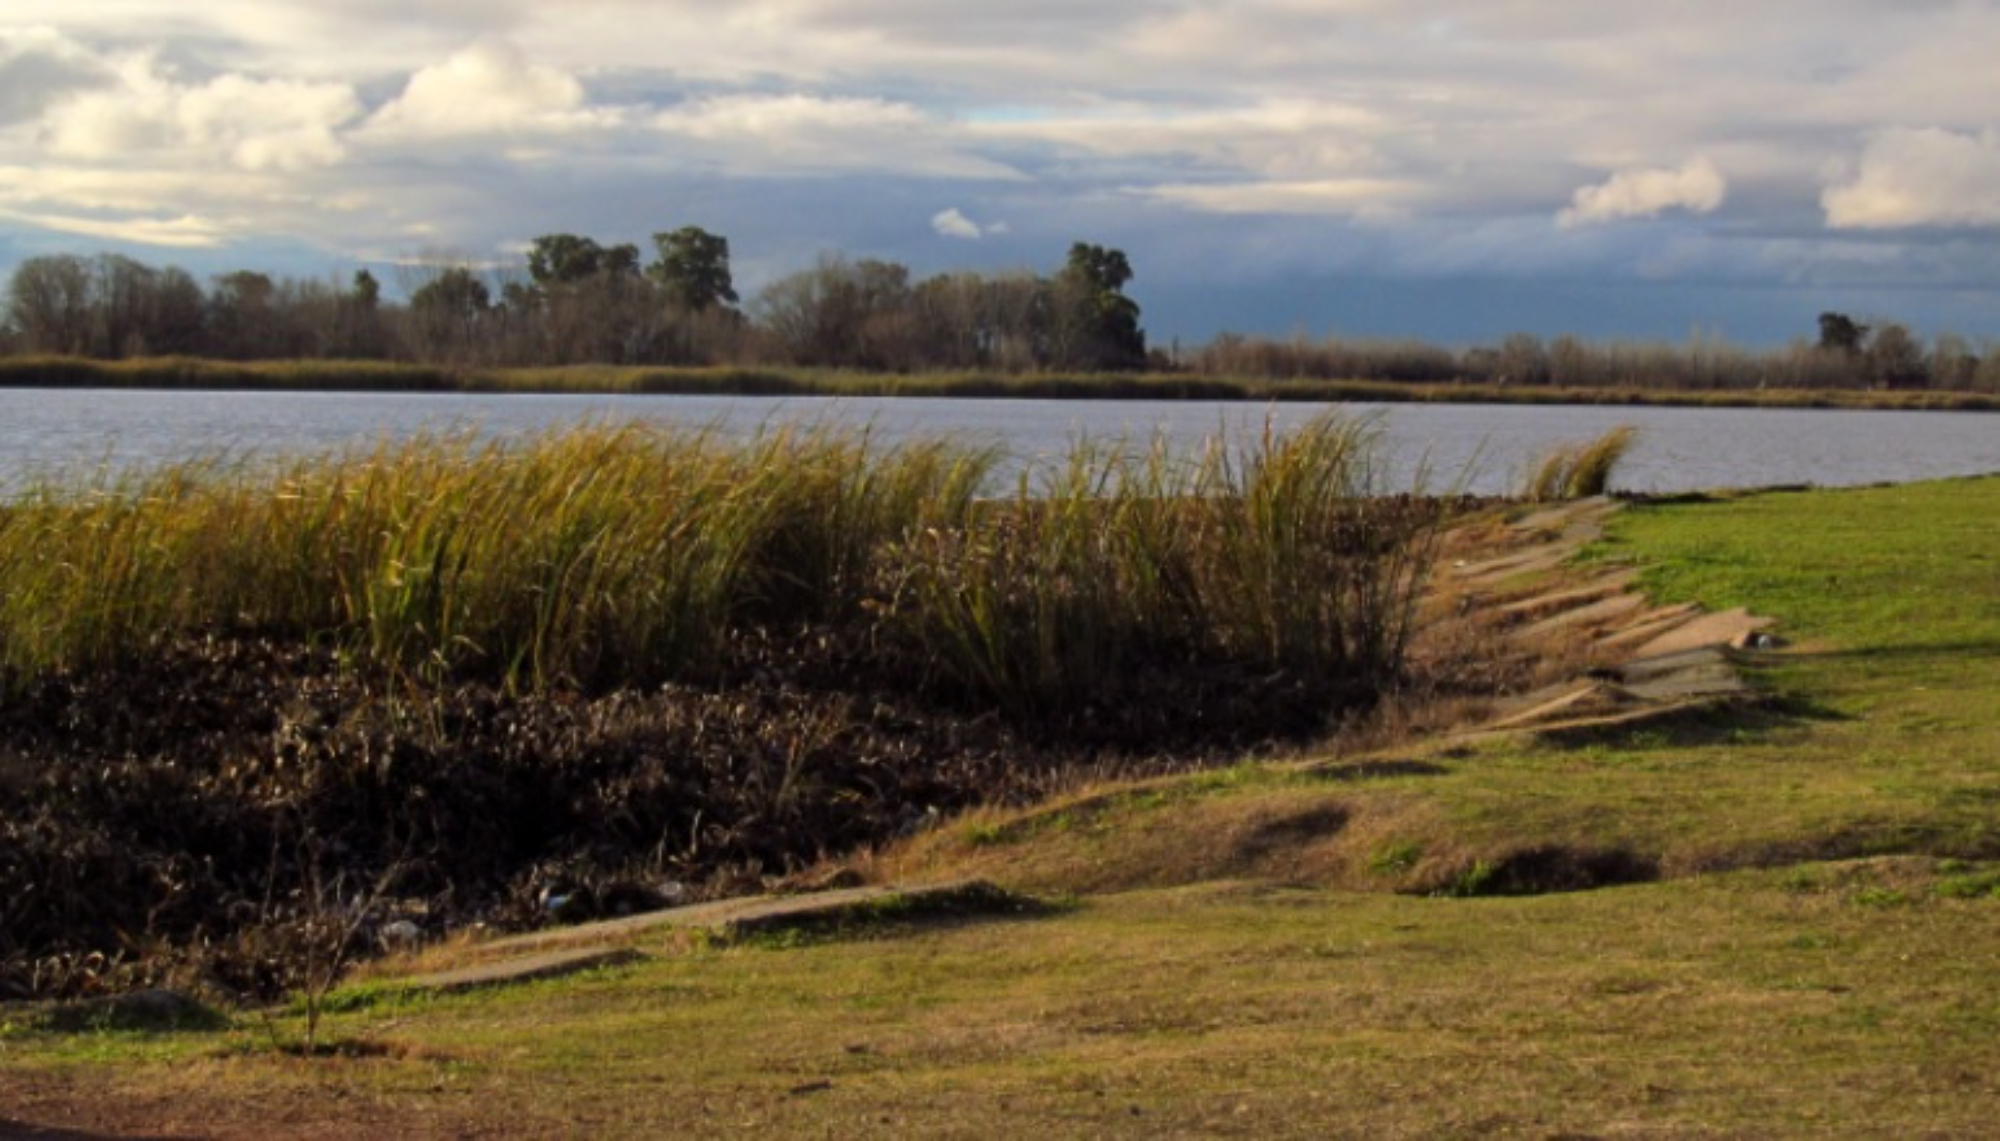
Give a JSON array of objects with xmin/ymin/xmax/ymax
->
[{"xmin": 4, "ymin": 476, "xmax": 1996, "ymax": 1138}]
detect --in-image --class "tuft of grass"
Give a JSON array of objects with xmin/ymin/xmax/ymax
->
[
  {"xmin": 1368, "ymin": 840, "xmax": 1423, "ymax": 876},
  {"xmin": 1565, "ymin": 425, "xmax": 1637, "ymax": 497},
  {"xmin": 1523, "ymin": 425, "xmax": 1637, "ymax": 501},
  {"xmin": 873, "ymin": 416, "xmax": 1446, "ymax": 716}
]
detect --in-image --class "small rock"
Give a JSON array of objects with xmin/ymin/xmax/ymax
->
[
  {"xmin": 1733, "ymin": 630, "xmax": 1784, "ymax": 650},
  {"xmin": 378, "ymin": 920, "xmax": 423, "ymax": 951},
  {"xmin": 35, "ymin": 989, "xmax": 227, "ymax": 1034},
  {"xmin": 801, "ymin": 868, "xmax": 866, "ymax": 893}
]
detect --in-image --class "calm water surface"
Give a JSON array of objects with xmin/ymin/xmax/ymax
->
[{"xmin": 1, "ymin": 389, "xmax": 1994, "ymax": 496}]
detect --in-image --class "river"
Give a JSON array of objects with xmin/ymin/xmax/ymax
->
[{"xmin": 1, "ymin": 390, "xmax": 1994, "ymax": 496}]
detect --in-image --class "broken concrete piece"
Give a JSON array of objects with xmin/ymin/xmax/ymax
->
[
  {"xmin": 1629, "ymin": 608, "xmax": 1775, "ymax": 659},
  {"xmin": 1594, "ymin": 604, "xmax": 1703, "ymax": 654},
  {"xmin": 1497, "ymin": 570, "xmax": 1640, "ymax": 620},
  {"xmin": 1509, "ymin": 497, "xmax": 1617, "ymax": 538},
  {"xmin": 402, "ymin": 947, "xmax": 648, "ymax": 996},
  {"xmin": 1518, "ymin": 592, "xmax": 1650, "ymax": 641},
  {"xmin": 1453, "ymin": 546, "xmax": 1578, "ymax": 588}
]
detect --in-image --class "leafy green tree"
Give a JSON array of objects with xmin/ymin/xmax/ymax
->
[
  {"xmin": 650, "ymin": 227, "xmax": 738, "ymax": 311},
  {"xmin": 1053, "ymin": 242, "xmax": 1144, "ymax": 370},
  {"xmin": 527, "ymin": 234, "xmax": 641, "ymax": 290},
  {"xmin": 412, "ymin": 268, "xmax": 489, "ymax": 320},
  {"xmin": 1817, "ymin": 312, "xmax": 1868, "ymax": 355}
]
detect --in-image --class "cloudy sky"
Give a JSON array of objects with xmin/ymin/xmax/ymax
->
[{"xmin": 3, "ymin": 1, "xmax": 1998, "ymax": 345}]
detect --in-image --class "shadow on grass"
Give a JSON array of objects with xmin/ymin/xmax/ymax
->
[
  {"xmin": 1533, "ymin": 691, "xmax": 1849, "ymax": 752},
  {"xmin": 0, "ymin": 1119, "xmax": 195, "ymax": 1141},
  {"xmin": 1422, "ymin": 845, "xmax": 1662, "ymax": 898},
  {"xmin": 733, "ymin": 882, "xmax": 1069, "ymax": 950},
  {"xmin": 21, "ymin": 990, "xmax": 229, "ymax": 1036},
  {"xmin": 1306, "ymin": 759, "xmax": 1453, "ymax": 782},
  {"xmin": 1780, "ymin": 640, "xmax": 2000, "ymax": 664},
  {"xmin": 1699, "ymin": 820, "xmax": 2000, "ymax": 872}
]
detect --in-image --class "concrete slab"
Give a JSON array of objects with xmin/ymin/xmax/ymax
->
[
  {"xmin": 1453, "ymin": 546, "xmax": 1579, "ymax": 588},
  {"xmin": 386, "ymin": 881, "xmax": 1032, "ymax": 994},
  {"xmin": 1597, "ymin": 646, "xmax": 1751, "ymax": 703},
  {"xmin": 1618, "ymin": 670, "xmax": 1749, "ymax": 703},
  {"xmin": 1518, "ymin": 592, "xmax": 1649, "ymax": 641},
  {"xmin": 1594, "ymin": 605, "xmax": 1703, "ymax": 654},
  {"xmin": 1509, "ymin": 497, "xmax": 1617, "ymax": 536},
  {"xmin": 1496, "ymin": 570, "xmax": 1639, "ymax": 619},
  {"xmin": 1422, "ymin": 500, "xmax": 1768, "ymax": 746},
  {"xmin": 1519, "ymin": 698, "xmax": 1723, "ymax": 739},
  {"xmin": 402, "ymin": 947, "xmax": 649, "ymax": 995},
  {"xmin": 1630, "ymin": 608, "xmax": 1774, "ymax": 659},
  {"xmin": 1616, "ymin": 646, "xmax": 1733, "ymax": 684},
  {"xmin": 1486, "ymin": 681, "xmax": 1621, "ymax": 730},
  {"xmin": 462, "ymin": 880, "xmax": 1022, "ymax": 962}
]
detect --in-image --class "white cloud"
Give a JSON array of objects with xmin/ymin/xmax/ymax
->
[
  {"xmin": 39, "ymin": 51, "xmax": 359, "ymax": 171},
  {"xmin": 364, "ymin": 39, "xmax": 598, "ymax": 138},
  {"xmin": 655, "ymin": 92, "xmax": 922, "ymax": 138},
  {"xmin": 1823, "ymin": 128, "xmax": 2000, "ymax": 230},
  {"xmin": 931, "ymin": 207, "xmax": 983, "ymax": 239},
  {"xmin": 1558, "ymin": 158, "xmax": 1726, "ymax": 227},
  {"xmin": 652, "ymin": 94, "xmax": 1022, "ymax": 180},
  {"xmin": 1143, "ymin": 178, "xmax": 1421, "ymax": 218},
  {"xmin": 0, "ymin": 207, "xmax": 230, "ymax": 247}
]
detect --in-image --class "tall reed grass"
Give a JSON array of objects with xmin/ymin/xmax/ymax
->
[
  {"xmin": 0, "ymin": 415, "xmax": 1444, "ymax": 713},
  {"xmin": 1522, "ymin": 426, "xmax": 1638, "ymax": 501},
  {"xmin": 875, "ymin": 416, "xmax": 1443, "ymax": 715}
]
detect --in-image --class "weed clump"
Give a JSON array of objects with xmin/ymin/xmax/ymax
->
[{"xmin": 1522, "ymin": 426, "xmax": 1638, "ymax": 501}]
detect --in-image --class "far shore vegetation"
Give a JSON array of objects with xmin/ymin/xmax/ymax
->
[
  {"xmin": 2, "ymin": 355, "xmax": 1995, "ymax": 411},
  {"xmin": 6, "ymin": 235, "xmax": 1998, "ymax": 407}
]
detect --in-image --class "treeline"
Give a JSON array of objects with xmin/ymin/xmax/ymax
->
[
  {"xmin": 0, "ymin": 231, "xmax": 1148, "ymax": 374},
  {"xmin": 4, "ymin": 232, "xmax": 1997, "ymax": 393},
  {"xmin": 1188, "ymin": 316, "xmax": 2000, "ymax": 394}
]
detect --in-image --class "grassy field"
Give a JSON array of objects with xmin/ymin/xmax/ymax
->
[
  {"xmin": 3, "ymin": 477, "xmax": 1996, "ymax": 1137},
  {"xmin": 3, "ymin": 353, "xmax": 1997, "ymax": 411}
]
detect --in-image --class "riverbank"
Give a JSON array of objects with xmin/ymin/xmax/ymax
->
[
  {"xmin": 3, "ymin": 474, "xmax": 1994, "ymax": 1136},
  {"xmin": 0, "ymin": 417, "xmax": 1454, "ymax": 1000},
  {"xmin": 3, "ymin": 354, "xmax": 1995, "ymax": 411}
]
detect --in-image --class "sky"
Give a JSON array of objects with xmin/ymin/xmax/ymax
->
[{"xmin": 2, "ymin": 1, "xmax": 1998, "ymax": 347}]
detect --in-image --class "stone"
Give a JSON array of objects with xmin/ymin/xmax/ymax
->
[
  {"xmin": 401, "ymin": 947, "xmax": 650, "ymax": 996},
  {"xmin": 1517, "ymin": 593, "xmax": 1649, "ymax": 641},
  {"xmin": 27, "ymin": 988, "xmax": 227, "ymax": 1033},
  {"xmin": 1629, "ymin": 608, "xmax": 1774, "ymax": 659},
  {"xmin": 423, "ymin": 880, "xmax": 1034, "ymax": 971}
]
